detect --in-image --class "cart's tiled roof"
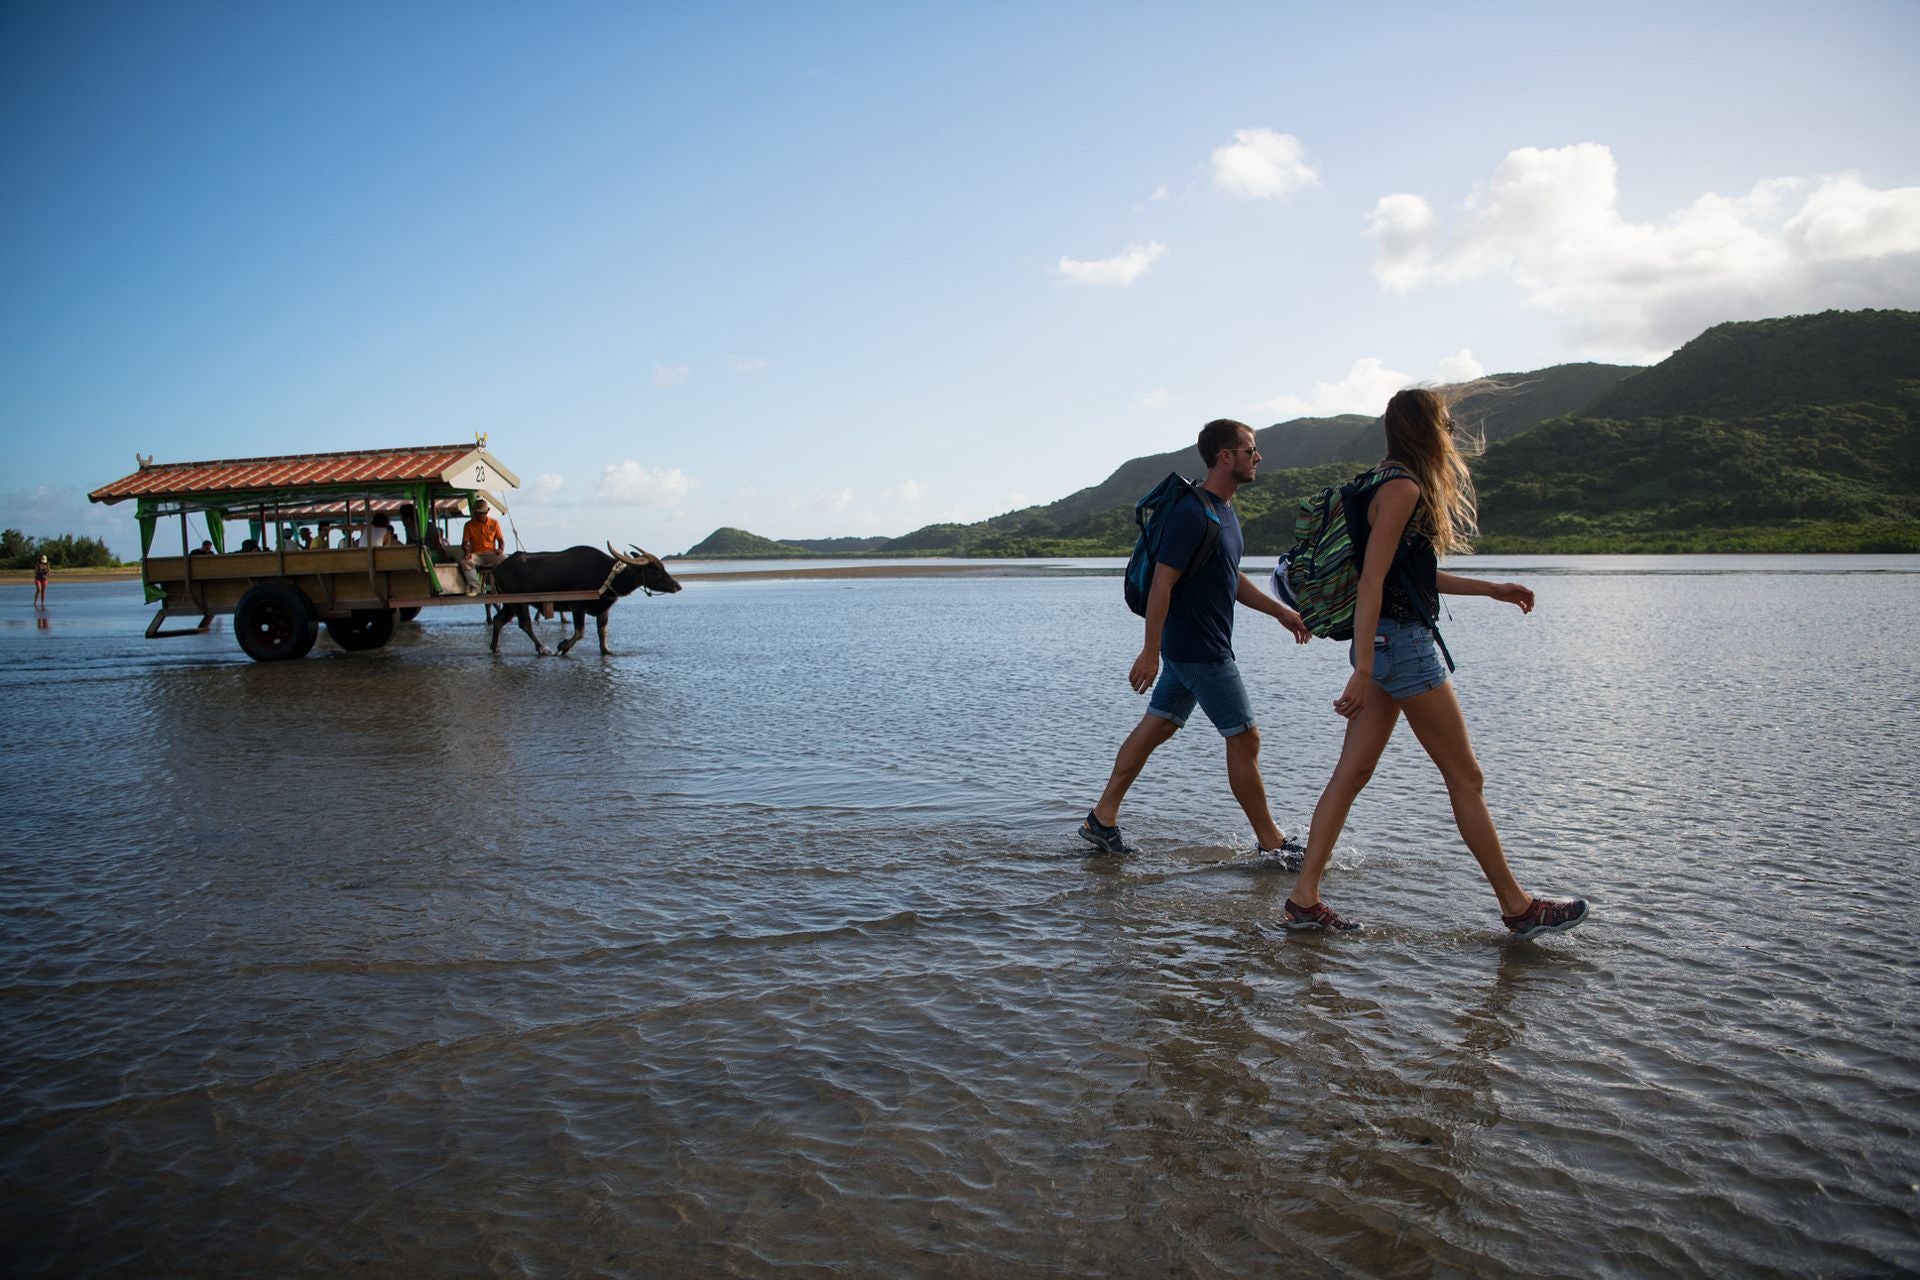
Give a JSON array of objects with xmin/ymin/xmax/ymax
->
[{"xmin": 90, "ymin": 445, "xmax": 482, "ymax": 503}]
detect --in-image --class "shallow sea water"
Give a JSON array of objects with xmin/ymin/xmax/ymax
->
[{"xmin": 2, "ymin": 557, "xmax": 1918, "ymax": 1278}]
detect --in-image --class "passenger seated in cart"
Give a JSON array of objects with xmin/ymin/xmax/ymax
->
[
  {"xmin": 350, "ymin": 514, "xmax": 387, "ymax": 548},
  {"xmin": 459, "ymin": 496, "xmax": 505, "ymax": 595}
]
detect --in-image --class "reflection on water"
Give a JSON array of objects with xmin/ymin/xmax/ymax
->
[{"xmin": 2, "ymin": 563, "xmax": 1918, "ymax": 1277}]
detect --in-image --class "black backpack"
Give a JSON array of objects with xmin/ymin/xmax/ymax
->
[{"xmin": 1123, "ymin": 474, "xmax": 1221, "ymax": 616}]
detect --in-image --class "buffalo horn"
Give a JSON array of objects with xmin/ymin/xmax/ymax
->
[{"xmin": 606, "ymin": 541, "xmax": 653, "ymax": 568}]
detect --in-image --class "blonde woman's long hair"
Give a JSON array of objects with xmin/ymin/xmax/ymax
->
[{"xmin": 1380, "ymin": 385, "xmax": 1485, "ymax": 558}]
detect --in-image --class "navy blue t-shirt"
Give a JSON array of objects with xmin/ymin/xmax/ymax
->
[{"xmin": 1155, "ymin": 488, "xmax": 1242, "ymax": 663}]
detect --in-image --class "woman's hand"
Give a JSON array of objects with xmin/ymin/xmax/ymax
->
[
  {"xmin": 1333, "ymin": 669, "xmax": 1371, "ymax": 719},
  {"xmin": 1489, "ymin": 581, "xmax": 1535, "ymax": 613}
]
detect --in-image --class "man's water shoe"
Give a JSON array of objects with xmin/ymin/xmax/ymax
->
[
  {"xmin": 1502, "ymin": 896, "xmax": 1589, "ymax": 941},
  {"xmin": 1283, "ymin": 898, "xmax": 1360, "ymax": 932},
  {"xmin": 1255, "ymin": 836, "xmax": 1306, "ymax": 872},
  {"xmin": 1078, "ymin": 812, "xmax": 1134, "ymax": 856}
]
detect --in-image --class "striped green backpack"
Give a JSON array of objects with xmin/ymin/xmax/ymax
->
[{"xmin": 1272, "ymin": 463, "xmax": 1414, "ymax": 640}]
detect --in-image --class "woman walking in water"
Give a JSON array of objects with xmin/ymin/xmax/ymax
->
[{"xmin": 1283, "ymin": 387, "xmax": 1588, "ymax": 940}]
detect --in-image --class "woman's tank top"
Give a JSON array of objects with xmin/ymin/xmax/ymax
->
[{"xmin": 1352, "ymin": 464, "xmax": 1439, "ymax": 622}]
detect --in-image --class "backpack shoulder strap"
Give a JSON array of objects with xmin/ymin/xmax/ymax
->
[{"xmin": 1175, "ymin": 482, "xmax": 1219, "ymax": 572}]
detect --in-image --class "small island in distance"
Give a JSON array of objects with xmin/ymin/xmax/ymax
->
[{"xmin": 677, "ymin": 309, "xmax": 1920, "ymax": 558}]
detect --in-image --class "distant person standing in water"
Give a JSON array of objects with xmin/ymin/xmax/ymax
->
[
  {"xmin": 33, "ymin": 554, "xmax": 49, "ymax": 606},
  {"xmin": 1080, "ymin": 418, "xmax": 1313, "ymax": 861},
  {"xmin": 1281, "ymin": 386, "xmax": 1588, "ymax": 940}
]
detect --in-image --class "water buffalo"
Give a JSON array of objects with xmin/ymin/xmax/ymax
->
[{"xmin": 488, "ymin": 543, "xmax": 681, "ymax": 656}]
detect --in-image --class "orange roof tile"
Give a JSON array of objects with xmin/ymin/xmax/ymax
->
[{"xmin": 90, "ymin": 445, "xmax": 485, "ymax": 504}]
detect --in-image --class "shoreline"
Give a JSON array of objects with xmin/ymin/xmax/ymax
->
[
  {"xmin": 0, "ymin": 563, "xmax": 1064, "ymax": 586},
  {"xmin": 7, "ymin": 548, "xmax": 1918, "ymax": 589}
]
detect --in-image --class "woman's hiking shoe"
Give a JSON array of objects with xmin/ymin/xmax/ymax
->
[
  {"xmin": 1256, "ymin": 836, "xmax": 1306, "ymax": 872},
  {"xmin": 1078, "ymin": 812, "xmax": 1134, "ymax": 855},
  {"xmin": 1283, "ymin": 898, "xmax": 1360, "ymax": 932},
  {"xmin": 1503, "ymin": 896, "xmax": 1589, "ymax": 941}
]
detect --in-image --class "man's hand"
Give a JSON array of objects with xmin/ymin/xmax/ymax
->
[
  {"xmin": 1277, "ymin": 606, "xmax": 1311, "ymax": 644},
  {"xmin": 1130, "ymin": 649, "xmax": 1159, "ymax": 695},
  {"xmin": 1489, "ymin": 581, "xmax": 1535, "ymax": 613}
]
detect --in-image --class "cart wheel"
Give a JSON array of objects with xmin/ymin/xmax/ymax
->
[
  {"xmin": 398, "ymin": 606, "xmax": 422, "ymax": 622},
  {"xmin": 325, "ymin": 608, "xmax": 398, "ymax": 652},
  {"xmin": 234, "ymin": 583, "xmax": 318, "ymax": 662}
]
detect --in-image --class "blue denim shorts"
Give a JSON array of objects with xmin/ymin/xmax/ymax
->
[
  {"xmin": 1146, "ymin": 658, "xmax": 1256, "ymax": 737},
  {"xmin": 1352, "ymin": 616, "xmax": 1450, "ymax": 701}
]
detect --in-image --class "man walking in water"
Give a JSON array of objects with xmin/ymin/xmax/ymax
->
[{"xmin": 1081, "ymin": 419, "xmax": 1313, "ymax": 862}]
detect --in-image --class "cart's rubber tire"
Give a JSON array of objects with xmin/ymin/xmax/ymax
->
[
  {"xmin": 325, "ymin": 608, "xmax": 398, "ymax": 652},
  {"xmin": 234, "ymin": 583, "xmax": 318, "ymax": 662},
  {"xmin": 398, "ymin": 606, "xmax": 422, "ymax": 622}
]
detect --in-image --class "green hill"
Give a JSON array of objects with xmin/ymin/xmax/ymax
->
[
  {"xmin": 1474, "ymin": 400, "xmax": 1920, "ymax": 552},
  {"xmin": 1582, "ymin": 309, "xmax": 1920, "ymax": 421},
  {"xmin": 679, "ymin": 527, "xmax": 811, "ymax": 558},
  {"xmin": 681, "ymin": 309, "xmax": 1920, "ymax": 556}
]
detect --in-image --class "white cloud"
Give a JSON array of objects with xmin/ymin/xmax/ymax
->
[
  {"xmin": 882, "ymin": 478, "xmax": 927, "ymax": 503},
  {"xmin": 1140, "ymin": 388, "xmax": 1169, "ymax": 409},
  {"xmin": 1210, "ymin": 128, "xmax": 1319, "ymax": 201},
  {"xmin": 1005, "ymin": 492, "xmax": 1030, "ymax": 509},
  {"xmin": 598, "ymin": 462, "xmax": 698, "ymax": 506},
  {"xmin": 1253, "ymin": 350, "xmax": 1485, "ymax": 421},
  {"xmin": 1255, "ymin": 358, "xmax": 1412, "ymax": 420},
  {"xmin": 529, "ymin": 473, "xmax": 565, "ymax": 501},
  {"xmin": 1054, "ymin": 241, "xmax": 1165, "ymax": 286},
  {"xmin": 729, "ymin": 355, "xmax": 772, "ymax": 375},
  {"xmin": 1787, "ymin": 176, "xmax": 1920, "ymax": 259},
  {"xmin": 652, "ymin": 363, "xmax": 691, "ymax": 387},
  {"xmin": 808, "ymin": 488, "xmax": 853, "ymax": 513},
  {"xmin": 1147, "ymin": 183, "xmax": 1171, "ymax": 203},
  {"xmin": 1366, "ymin": 144, "xmax": 1920, "ymax": 359},
  {"xmin": 1435, "ymin": 348, "xmax": 1485, "ymax": 383}
]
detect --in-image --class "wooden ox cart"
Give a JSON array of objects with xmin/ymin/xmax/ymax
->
[{"xmin": 89, "ymin": 441, "xmax": 621, "ymax": 661}]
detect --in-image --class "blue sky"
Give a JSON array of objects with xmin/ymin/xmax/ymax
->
[{"xmin": 5, "ymin": 0, "xmax": 1918, "ymax": 558}]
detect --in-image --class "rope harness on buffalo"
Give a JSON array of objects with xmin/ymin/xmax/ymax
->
[{"xmin": 599, "ymin": 542, "xmax": 664, "ymax": 598}]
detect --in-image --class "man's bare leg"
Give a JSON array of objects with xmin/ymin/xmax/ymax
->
[
  {"xmin": 1225, "ymin": 728, "xmax": 1287, "ymax": 850},
  {"xmin": 1091, "ymin": 714, "xmax": 1178, "ymax": 827}
]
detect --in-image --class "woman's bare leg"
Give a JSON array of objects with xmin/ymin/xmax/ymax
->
[
  {"xmin": 1398, "ymin": 682, "xmax": 1530, "ymax": 917},
  {"xmin": 1288, "ymin": 692, "xmax": 1400, "ymax": 907}
]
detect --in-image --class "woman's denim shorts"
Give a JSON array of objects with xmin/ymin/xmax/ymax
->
[{"xmin": 1351, "ymin": 616, "xmax": 1450, "ymax": 701}]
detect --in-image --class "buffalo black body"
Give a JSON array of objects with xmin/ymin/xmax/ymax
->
[{"xmin": 486, "ymin": 545, "xmax": 680, "ymax": 656}]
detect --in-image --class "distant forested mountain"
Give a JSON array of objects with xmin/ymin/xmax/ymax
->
[
  {"xmin": 1472, "ymin": 310, "xmax": 1920, "ymax": 551},
  {"xmin": 680, "ymin": 309, "xmax": 1920, "ymax": 556},
  {"xmin": 679, "ymin": 528, "xmax": 894, "ymax": 558}
]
